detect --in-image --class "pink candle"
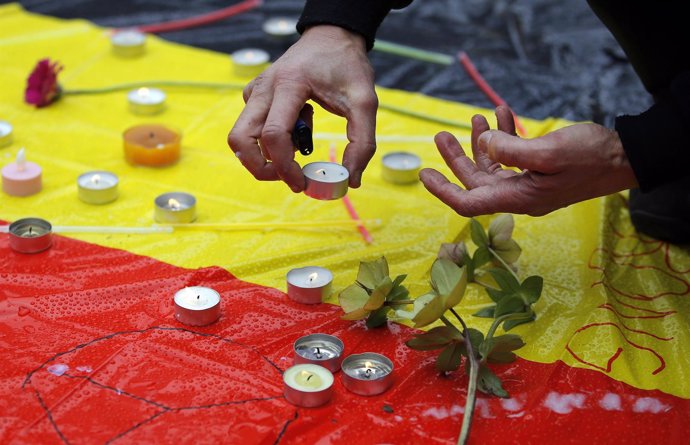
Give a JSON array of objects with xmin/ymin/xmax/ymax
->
[{"xmin": 2, "ymin": 148, "xmax": 42, "ymax": 196}]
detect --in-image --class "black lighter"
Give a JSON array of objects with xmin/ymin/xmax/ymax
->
[{"xmin": 292, "ymin": 118, "xmax": 313, "ymax": 156}]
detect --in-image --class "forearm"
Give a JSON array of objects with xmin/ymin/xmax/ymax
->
[{"xmin": 297, "ymin": 0, "xmax": 413, "ymax": 50}]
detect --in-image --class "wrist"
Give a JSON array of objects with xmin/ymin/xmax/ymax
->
[{"xmin": 301, "ymin": 25, "xmax": 367, "ymax": 52}]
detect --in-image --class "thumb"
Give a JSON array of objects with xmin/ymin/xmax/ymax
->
[{"xmin": 478, "ymin": 130, "xmax": 559, "ymax": 173}]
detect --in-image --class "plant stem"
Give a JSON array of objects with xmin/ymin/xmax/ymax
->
[
  {"xmin": 485, "ymin": 311, "xmax": 533, "ymax": 341},
  {"xmin": 63, "ymin": 80, "xmax": 245, "ymax": 95},
  {"xmin": 449, "ymin": 308, "xmax": 478, "ymax": 445},
  {"xmin": 487, "ymin": 246, "xmax": 520, "ymax": 282},
  {"xmin": 385, "ymin": 299, "xmax": 416, "ymax": 306}
]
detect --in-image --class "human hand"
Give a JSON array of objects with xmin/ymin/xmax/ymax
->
[
  {"xmin": 420, "ymin": 105, "xmax": 639, "ymax": 217},
  {"xmin": 227, "ymin": 25, "xmax": 378, "ymax": 193}
]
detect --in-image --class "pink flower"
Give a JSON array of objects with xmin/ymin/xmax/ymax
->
[{"xmin": 25, "ymin": 58, "xmax": 63, "ymax": 107}]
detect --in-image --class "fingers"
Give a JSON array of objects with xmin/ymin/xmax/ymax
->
[
  {"xmin": 478, "ymin": 130, "xmax": 559, "ymax": 174},
  {"xmin": 227, "ymin": 81, "xmax": 279, "ymax": 181},
  {"xmin": 341, "ymin": 89, "xmax": 378, "ymax": 188},
  {"xmin": 434, "ymin": 131, "xmax": 492, "ymax": 190},
  {"xmin": 261, "ymin": 81, "xmax": 312, "ymax": 192},
  {"xmin": 495, "ymin": 105, "xmax": 517, "ymax": 136},
  {"xmin": 470, "ymin": 114, "xmax": 495, "ymax": 172},
  {"xmin": 420, "ymin": 168, "xmax": 504, "ymax": 217}
]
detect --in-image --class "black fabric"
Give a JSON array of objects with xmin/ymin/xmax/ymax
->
[{"xmin": 297, "ymin": 0, "xmax": 412, "ymax": 51}]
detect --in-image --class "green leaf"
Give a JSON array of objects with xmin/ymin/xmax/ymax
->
[
  {"xmin": 473, "ymin": 306, "xmax": 495, "ymax": 318},
  {"xmin": 470, "ymin": 219, "xmax": 489, "ymax": 248},
  {"xmin": 472, "ymin": 245, "xmax": 491, "ymax": 268},
  {"xmin": 488, "ymin": 268, "xmax": 520, "ymax": 293},
  {"xmin": 480, "ymin": 334, "xmax": 525, "ymax": 363},
  {"xmin": 386, "ymin": 283, "xmax": 410, "ymax": 307},
  {"xmin": 494, "ymin": 295, "xmax": 525, "ymax": 317},
  {"xmin": 339, "ymin": 284, "xmax": 370, "ymax": 313},
  {"xmin": 431, "ymin": 259, "xmax": 467, "ymax": 309},
  {"xmin": 476, "ymin": 364, "xmax": 509, "ymax": 398},
  {"xmin": 466, "ymin": 328, "xmax": 485, "ymax": 352},
  {"xmin": 492, "ymin": 239, "xmax": 522, "ymax": 265},
  {"xmin": 503, "ymin": 310, "xmax": 536, "ymax": 331},
  {"xmin": 357, "ymin": 257, "xmax": 389, "ymax": 290},
  {"xmin": 486, "ymin": 287, "xmax": 508, "ymax": 303},
  {"xmin": 341, "ymin": 307, "xmax": 370, "ymax": 321},
  {"xmin": 488, "ymin": 214, "xmax": 514, "ymax": 245},
  {"xmin": 395, "ymin": 292, "xmax": 435, "ymax": 320},
  {"xmin": 519, "ymin": 275, "xmax": 543, "ymax": 304},
  {"xmin": 436, "ymin": 342, "xmax": 464, "ymax": 372},
  {"xmin": 363, "ymin": 277, "xmax": 393, "ymax": 311},
  {"xmin": 411, "ymin": 294, "xmax": 446, "ymax": 328},
  {"xmin": 406, "ymin": 326, "xmax": 462, "ymax": 351},
  {"xmin": 391, "ymin": 274, "xmax": 407, "ymax": 288},
  {"xmin": 365, "ymin": 307, "xmax": 390, "ymax": 328}
]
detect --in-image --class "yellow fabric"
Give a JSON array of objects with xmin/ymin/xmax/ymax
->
[{"xmin": 1, "ymin": 3, "xmax": 689, "ymax": 399}]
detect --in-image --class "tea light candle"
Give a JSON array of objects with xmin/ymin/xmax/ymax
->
[
  {"xmin": 341, "ymin": 352, "xmax": 394, "ymax": 396},
  {"xmin": 294, "ymin": 333, "xmax": 344, "ymax": 372},
  {"xmin": 231, "ymin": 48, "xmax": 270, "ymax": 77},
  {"xmin": 2, "ymin": 148, "xmax": 42, "ymax": 197},
  {"xmin": 111, "ymin": 29, "xmax": 146, "ymax": 57},
  {"xmin": 262, "ymin": 17, "xmax": 298, "ymax": 40},
  {"xmin": 286, "ymin": 266, "xmax": 333, "ymax": 304},
  {"xmin": 128, "ymin": 87, "xmax": 166, "ymax": 115},
  {"xmin": 123, "ymin": 124, "xmax": 181, "ymax": 167},
  {"xmin": 381, "ymin": 151, "xmax": 421, "ymax": 184},
  {"xmin": 283, "ymin": 364, "xmax": 334, "ymax": 408},
  {"xmin": 77, "ymin": 171, "xmax": 119, "ymax": 204},
  {"xmin": 8, "ymin": 217, "xmax": 52, "ymax": 254},
  {"xmin": 0, "ymin": 120, "xmax": 13, "ymax": 148},
  {"xmin": 302, "ymin": 162, "xmax": 349, "ymax": 200},
  {"xmin": 154, "ymin": 192, "xmax": 197, "ymax": 223},
  {"xmin": 173, "ymin": 286, "xmax": 221, "ymax": 326}
]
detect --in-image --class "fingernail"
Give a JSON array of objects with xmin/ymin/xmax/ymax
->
[
  {"xmin": 291, "ymin": 184, "xmax": 302, "ymax": 193},
  {"xmin": 478, "ymin": 132, "xmax": 492, "ymax": 147}
]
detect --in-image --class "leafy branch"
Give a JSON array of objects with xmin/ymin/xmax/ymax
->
[{"xmin": 338, "ymin": 214, "xmax": 543, "ymax": 445}]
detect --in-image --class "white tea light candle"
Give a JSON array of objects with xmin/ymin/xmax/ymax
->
[
  {"xmin": 262, "ymin": 17, "xmax": 298, "ymax": 40},
  {"xmin": 283, "ymin": 363, "xmax": 334, "ymax": 408},
  {"xmin": 294, "ymin": 333, "xmax": 344, "ymax": 372},
  {"xmin": 111, "ymin": 29, "xmax": 146, "ymax": 57},
  {"xmin": 128, "ymin": 87, "xmax": 166, "ymax": 115},
  {"xmin": 173, "ymin": 286, "xmax": 221, "ymax": 326},
  {"xmin": 381, "ymin": 151, "xmax": 421, "ymax": 184},
  {"xmin": 154, "ymin": 192, "xmax": 197, "ymax": 223},
  {"xmin": 0, "ymin": 120, "xmax": 13, "ymax": 148},
  {"xmin": 341, "ymin": 352, "xmax": 394, "ymax": 396},
  {"xmin": 8, "ymin": 217, "xmax": 52, "ymax": 254},
  {"xmin": 302, "ymin": 162, "xmax": 349, "ymax": 200},
  {"xmin": 2, "ymin": 148, "xmax": 41, "ymax": 197},
  {"xmin": 286, "ymin": 266, "xmax": 333, "ymax": 304},
  {"xmin": 77, "ymin": 171, "xmax": 119, "ymax": 205},
  {"xmin": 231, "ymin": 48, "xmax": 270, "ymax": 77}
]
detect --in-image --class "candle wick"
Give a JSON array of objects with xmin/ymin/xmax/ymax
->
[
  {"xmin": 149, "ymin": 132, "xmax": 154, "ymax": 138},
  {"xmin": 29, "ymin": 226, "xmax": 33, "ymax": 235},
  {"xmin": 306, "ymin": 374, "xmax": 313, "ymax": 382},
  {"xmin": 314, "ymin": 347, "xmax": 322, "ymax": 359},
  {"xmin": 365, "ymin": 368, "xmax": 372, "ymax": 376},
  {"xmin": 196, "ymin": 295, "xmax": 200, "ymax": 300}
]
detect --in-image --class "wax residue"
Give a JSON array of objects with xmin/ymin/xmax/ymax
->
[
  {"xmin": 47, "ymin": 364, "xmax": 69, "ymax": 376},
  {"xmin": 501, "ymin": 398, "xmax": 523, "ymax": 412},
  {"xmin": 543, "ymin": 392, "xmax": 585, "ymax": 414},
  {"xmin": 633, "ymin": 397, "xmax": 670, "ymax": 414},
  {"xmin": 76, "ymin": 365, "xmax": 93, "ymax": 373},
  {"xmin": 421, "ymin": 405, "xmax": 463, "ymax": 420}
]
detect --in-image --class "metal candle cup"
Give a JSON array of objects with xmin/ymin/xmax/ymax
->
[
  {"xmin": 341, "ymin": 352, "xmax": 394, "ymax": 396},
  {"xmin": 381, "ymin": 151, "xmax": 421, "ymax": 184},
  {"xmin": 286, "ymin": 266, "xmax": 333, "ymax": 304},
  {"xmin": 8, "ymin": 217, "xmax": 52, "ymax": 254},
  {"xmin": 294, "ymin": 333, "xmax": 344, "ymax": 372},
  {"xmin": 302, "ymin": 162, "xmax": 349, "ymax": 200},
  {"xmin": 154, "ymin": 192, "xmax": 197, "ymax": 223},
  {"xmin": 231, "ymin": 48, "xmax": 270, "ymax": 77},
  {"xmin": 77, "ymin": 171, "xmax": 119, "ymax": 204},
  {"xmin": 262, "ymin": 17, "xmax": 298, "ymax": 41},
  {"xmin": 111, "ymin": 29, "xmax": 146, "ymax": 57},
  {"xmin": 0, "ymin": 120, "xmax": 13, "ymax": 148},
  {"xmin": 283, "ymin": 364, "xmax": 334, "ymax": 408},
  {"xmin": 173, "ymin": 286, "xmax": 221, "ymax": 326},
  {"xmin": 127, "ymin": 87, "xmax": 166, "ymax": 115}
]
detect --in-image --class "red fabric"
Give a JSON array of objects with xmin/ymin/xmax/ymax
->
[{"xmin": 1, "ymin": 231, "xmax": 688, "ymax": 444}]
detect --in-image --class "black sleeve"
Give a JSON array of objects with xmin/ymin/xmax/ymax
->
[
  {"xmin": 296, "ymin": 0, "xmax": 413, "ymax": 51},
  {"xmin": 587, "ymin": 0, "xmax": 690, "ymax": 191}
]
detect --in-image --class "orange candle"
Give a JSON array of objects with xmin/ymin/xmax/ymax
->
[{"xmin": 123, "ymin": 124, "xmax": 181, "ymax": 167}]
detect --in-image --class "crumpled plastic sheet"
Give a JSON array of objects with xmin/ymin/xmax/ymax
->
[{"xmin": 2, "ymin": 233, "xmax": 689, "ymax": 444}]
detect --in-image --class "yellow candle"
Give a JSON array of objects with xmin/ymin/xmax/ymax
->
[
  {"xmin": 294, "ymin": 370, "xmax": 323, "ymax": 389},
  {"xmin": 123, "ymin": 124, "xmax": 181, "ymax": 167}
]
